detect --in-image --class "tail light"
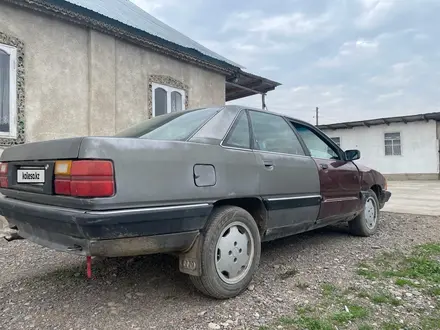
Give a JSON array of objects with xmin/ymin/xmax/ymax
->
[
  {"xmin": 0, "ymin": 162, "xmax": 8, "ymax": 188},
  {"xmin": 54, "ymin": 160, "xmax": 114, "ymax": 197}
]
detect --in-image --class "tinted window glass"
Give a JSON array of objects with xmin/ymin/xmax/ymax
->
[
  {"xmin": 249, "ymin": 111, "xmax": 304, "ymax": 155},
  {"xmin": 292, "ymin": 122, "xmax": 339, "ymax": 159},
  {"xmin": 115, "ymin": 108, "xmax": 220, "ymax": 141},
  {"xmin": 0, "ymin": 49, "xmax": 10, "ymax": 133},
  {"xmin": 154, "ymin": 87, "xmax": 167, "ymax": 116},
  {"xmin": 223, "ymin": 111, "xmax": 250, "ymax": 149}
]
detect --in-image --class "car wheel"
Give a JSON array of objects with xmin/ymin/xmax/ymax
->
[
  {"xmin": 190, "ymin": 205, "xmax": 261, "ymax": 299},
  {"xmin": 348, "ymin": 189, "xmax": 380, "ymax": 237}
]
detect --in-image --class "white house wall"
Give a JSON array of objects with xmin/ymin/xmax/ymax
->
[{"xmin": 322, "ymin": 120, "xmax": 439, "ymax": 179}]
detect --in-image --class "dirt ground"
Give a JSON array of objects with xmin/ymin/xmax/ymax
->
[{"xmin": 1, "ymin": 211, "xmax": 439, "ymax": 330}]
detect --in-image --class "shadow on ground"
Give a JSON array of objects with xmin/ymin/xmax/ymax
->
[{"xmin": 7, "ymin": 223, "xmax": 350, "ymax": 299}]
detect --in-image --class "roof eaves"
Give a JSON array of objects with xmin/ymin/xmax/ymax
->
[
  {"xmin": 7, "ymin": 0, "xmax": 240, "ymax": 75},
  {"xmin": 318, "ymin": 111, "xmax": 440, "ymax": 130}
]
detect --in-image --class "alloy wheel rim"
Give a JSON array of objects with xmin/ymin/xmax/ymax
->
[{"xmin": 215, "ymin": 221, "xmax": 254, "ymax": 285}]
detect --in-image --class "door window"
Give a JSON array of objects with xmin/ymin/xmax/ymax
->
[
  {"xmin": 223, "ymin": 111, "xmax": 251, "ymax": 149},
  {"xmin": 248, "ymin": 111, "xmax": 305, "ymax": 155},
  {"xmin": 291, "ymin": 122, "xmax": 340, "ymax": 160}
]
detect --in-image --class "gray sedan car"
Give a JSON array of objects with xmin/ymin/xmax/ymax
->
[{"xmin": 0, "ymin": 105, "xmax": 391, "ymax": 299}]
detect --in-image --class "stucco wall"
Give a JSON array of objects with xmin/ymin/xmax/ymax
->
[
  {"xmin": 0, "ymin": 2, "xmax": 226, "ymax": 145},
  {"xmin": 322, "ymin": 120, "xmax": 440, "ymax": 177}
]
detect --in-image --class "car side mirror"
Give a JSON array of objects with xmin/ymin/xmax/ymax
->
[{"xmin": 345, "ymin": 149, "xmax": 360, "ymax": 161}]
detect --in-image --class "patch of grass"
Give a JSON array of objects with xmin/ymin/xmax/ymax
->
[
  {"xmin": 358, "ymin": 243, "xmax": 440, "ymax": 285},
  {"xmin": 427, "ymin": 286, "xmax": 440, "ymax": 296},
  {"xmin": 331, "ymin": 304, "xmax": 369, "ymax": 324},
  {"xmin": 395, "ymin": 278, "xmax": 416, "ymax": 287},
  {"xmin": 357, "ymin": 290, "xmax": 370, "ymax": 299},
  {"xmin": 258, "ymin": 326, "xmax": 270, "ymax": 330},
  {"xmin": 321, "ymin": 283, "xmax": 337, "ymax": 296},
  {"xmin": 296, "ymin": 306, "xmax": 315, "ymax": 315},
  {"xmin": 357, "ymin": 266, "xmax": 379, "ymax": 280},
  {"xmin": 370, "ymin": 291, "xmax": 401, "ymax": 306},
  {"xmin": 415, "ymin": 243, "xmax": 440, "ymax": 255},
  {"xmin": 290, "ymin": 316, "xmax": 334, "ymax": 330},
  {"xmin": 421, "ymin": 315, "xmax": 440, "ymax": 330},
  {"xmin": 381, "ymin": 321, "xmax": 402, "ymax": 330},
  {"xmin": 358, "ymin": 325, "xmax": 374, "ymax": 330},
  {"xmin": 278, "ymin": 316, "xmax": 296, "ymax": 325}
]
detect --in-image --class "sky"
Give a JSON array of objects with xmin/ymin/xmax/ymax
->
[{"xmin": 130, "ymin": 0, "xmax": 440, "ymax": 125}]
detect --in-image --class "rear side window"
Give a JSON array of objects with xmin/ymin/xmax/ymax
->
[
  {"xmin": 115, "ymin": 107, "xmax": 220, "ymax": 141},
  {"xmin": 223, "ymin": 111, "xmax": 251, "ymax": 149},
  {"xmin": 248, "ymin": 111, "xmax": 305, "ymax": 155}
]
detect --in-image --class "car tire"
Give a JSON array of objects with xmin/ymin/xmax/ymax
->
[
  {"xmin": 348, "ymin": 189, "xmax": 380, "ymax": 237},
  {"xmin": 190, "ymin": 205, "xmax": 261, "ymax": 299}
]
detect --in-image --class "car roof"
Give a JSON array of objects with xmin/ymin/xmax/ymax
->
[{"xmin": 220, "ymin": 105, "xmax": 313, "ymax": 128}]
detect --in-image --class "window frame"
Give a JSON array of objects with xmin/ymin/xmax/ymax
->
[
  {"xmin": 0, "ymin": 43, "xmax": 17, "ymax": 139},
  {"xmin": 288, "ymin": 119, "xmax": 345, "ymax": 161},
  {"xmin": 384, "ymin": 132, "xmax": 401, "ymax": 156},
  {"xmin": 222, "ymin": 110, "xmax": 252, "ymax": 150},
  {"xmin": 246, "ymin": 109, "xmax": 307, "ymax": 156},
  {"xmin": 151, "ymin": 82, "xmax": 185, "ymax": 117},
  {"xmin": 330, "ymin": 137, "xmax": 341, "ymax": 147}
]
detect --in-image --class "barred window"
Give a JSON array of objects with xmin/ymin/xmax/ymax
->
[{"xmin": 384, "ymin": 132, "xmax": 401, "ymax": 156}]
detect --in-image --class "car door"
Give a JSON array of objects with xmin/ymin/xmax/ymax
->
[
  {"xmin": 289, "ymin": 121, "xmax": 362, "ymax": 223},
  {"xmin": 247, "ymin": 110, "xmax": 322, "ymax": 240}
]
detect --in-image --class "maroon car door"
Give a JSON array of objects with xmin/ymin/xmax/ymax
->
[{"xmin": 290, "ymin": 121, "xmax": 362, "ymax": 222}]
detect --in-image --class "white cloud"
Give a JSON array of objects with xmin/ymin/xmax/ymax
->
[
  {"xmin": 316, "ymin": 38, "xmax": 378, "ymax": 68},
  {"xmin": 369, "ymin": 57, "xmax": 426, "ymax": 88},
  {"xmin": 375, "ymin": 90, "xmax": 404, "ymax": 102},
  {"xmin": 197, "ymin": 37, "xmax": 301, "ymax": 70},
  {"xmin": 414, "ymin": 33, "xmax": 429, "ymax": 41},
  {"xmin": 355, "ymin": 0, "xmax": 396, "ymax": 29},
  {"xmin": 221, "ymin": 10, "xmax": 335, "ymax": 38},
  {"xmin": 259, "ymin": 65, "xmax": 280, "ymax": 72}
]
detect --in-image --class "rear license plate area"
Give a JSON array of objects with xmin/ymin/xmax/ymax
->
[
  {"xmin": 8, "ymin": 161, "xmax": 55, "ymax": 194},
  {"xmin": 17, "ymin": 168, "xmax": 45, "ymax": 184}
]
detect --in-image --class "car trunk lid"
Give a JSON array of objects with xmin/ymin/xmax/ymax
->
[{"xmin": 0, "ymin": 137, "xmax": 84, "ymax": 195}]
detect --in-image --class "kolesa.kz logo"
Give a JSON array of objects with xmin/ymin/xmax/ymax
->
[{"xmin": 22, "ymin": 172, "xmax": 40, "ymax": 180}]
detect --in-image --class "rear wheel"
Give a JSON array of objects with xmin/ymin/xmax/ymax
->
[
  {"xmin": 348, "ymin": 189, "xmax": 380, "ymax": 237},
  {"xmin": 190, "ymin": 205, "xmax": 261, "ymax": 299}
]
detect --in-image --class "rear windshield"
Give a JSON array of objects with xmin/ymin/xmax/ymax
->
[{"xmin": 115, "ymin": 107, "xmax": 221, "ymax": 141}]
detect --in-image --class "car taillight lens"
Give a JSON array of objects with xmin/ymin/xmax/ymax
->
[
  {"xmin": 0, "ymin": 162, "xmax": 8, "ymax": 188},
  {"xmin": 54, "ymin": 160, "xmax": 114, "ymax": 197}
]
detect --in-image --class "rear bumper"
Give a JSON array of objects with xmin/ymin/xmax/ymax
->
[{"xmin": 0, "ymin": 196, "xmax": 212, "ymax": 257}]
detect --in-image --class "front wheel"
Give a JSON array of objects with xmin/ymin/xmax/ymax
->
[
  {"xmin": 190, "ymin": 205, "xmax": 261, "ymax": 299},
  {"xmin": 348, "ymin": 189, "xmax": 380, "ymax": 237}
]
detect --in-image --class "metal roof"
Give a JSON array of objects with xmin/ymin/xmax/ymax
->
[
  {"xmin": 62, "ymin": 0, "xmax": 242, "ymax": 68},
  {"xmin": 317, "ymin": 112, "xmax": 440, "ymax": 130}
]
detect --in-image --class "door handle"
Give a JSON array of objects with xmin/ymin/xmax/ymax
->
[
  {"xmin": 320, "ymin": 163, "xmax": 329, "ymax": 170},
  {"xmin": 263, "ymin": 160, "xmax": 274, "ymax": 169}
]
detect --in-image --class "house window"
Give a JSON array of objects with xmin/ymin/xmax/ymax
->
[
  {"xmin": 330, "ymin": 137, "xmax": 341, "ymax": 147},
  {"xmin": 0, "ymin": 43, "xmax": 17, "ymax": 138},
  {"xmin": 152, "ymin": 83, "xmax": 185, "ymax": 117},
  {"xmin": 385, "ymin": 132, "xmax": 401, "ymax": 156}
]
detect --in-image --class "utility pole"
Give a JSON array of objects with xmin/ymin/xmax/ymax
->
[{"xmin": 315, "ymin": 107, "xmax": 319, "ymax": 125}]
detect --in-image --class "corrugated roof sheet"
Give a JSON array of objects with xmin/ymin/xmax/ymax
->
[
  {"xmin": 317, "ymin": 112, "xmax": 440, "ymax": 130},
  {"xmin": 63, "ymin": 0, "xmax": 242, "ymax": 68}
]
